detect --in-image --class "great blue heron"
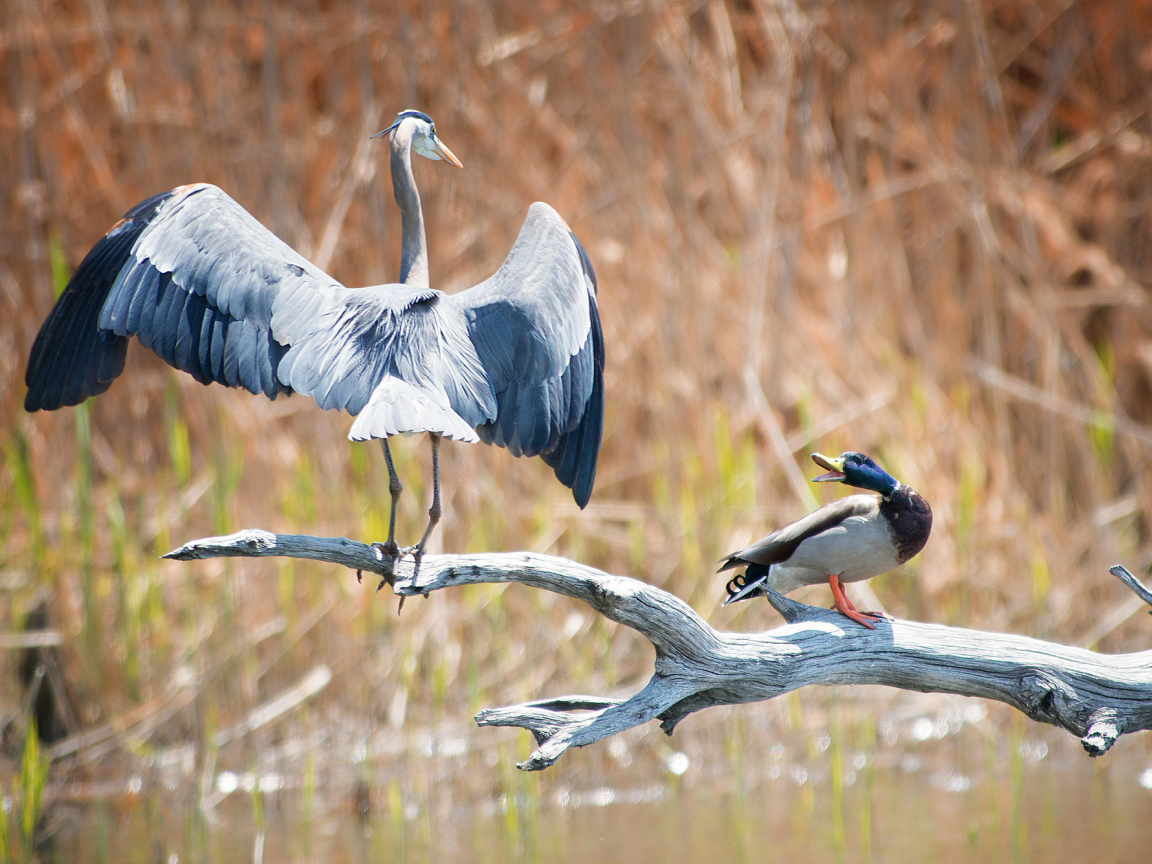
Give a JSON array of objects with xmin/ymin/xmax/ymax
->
[{"xmin": 24, "ymin": 109, "xmax": 604, "ymax": 566}]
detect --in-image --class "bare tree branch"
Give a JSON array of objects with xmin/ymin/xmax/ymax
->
[
  {"xmin": 166, "ymin": 530, "xmax": 1152, "ymax": 771},
  {"xmin": 1110, "ymin": 565, "xmax": 1152, "ymax": 614}
]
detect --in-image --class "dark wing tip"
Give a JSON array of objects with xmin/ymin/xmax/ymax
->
[
  {"xmin": 569, "ymin": 232, "xmax": 604, "ymax": 506},
  {"xmin": 540, "ymin": 273, "xmax": 604, "ymax": 508},
  {"xmin": 24, "ymin": 191, "xmax": 177, "ymax": 411},
  {"xmin": 463, "ymin": 213, "xmax": 605, "ymax": 506},
  {"xmin": 540, "ymin": 380, "xmax": 601, "ymax": 507}
]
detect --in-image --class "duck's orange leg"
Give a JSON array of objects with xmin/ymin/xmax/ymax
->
[{"xmin": 828, "ymin": 575, "xmax": 879, "ymax": 629}]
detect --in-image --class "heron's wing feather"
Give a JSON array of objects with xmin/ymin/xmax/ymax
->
[
  {"xmin": 25, "ymin": 184, "xmax": 347, "ymax": 410},
  {"xmin": 23, "ymin": 183, "xmax": 456, "ymax": 429},
  {"xmin": 446, "ymin": 203, "xmax": 604, "ymax": 506},
  {"xmin": 717, "ymin": 496, "xmax": 880, "ymax": 571},
  {"xmin": 274, "ymin": 285, "xmax": 434, "ymax": 414},
  {"xmin": 274, "ymin": 286, "xmax": 481, "ymax": 441}
]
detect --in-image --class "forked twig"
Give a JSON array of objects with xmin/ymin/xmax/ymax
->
[{"xmin": 1109, "ymin": 565, "xmax": 1152, "ymax": 615}]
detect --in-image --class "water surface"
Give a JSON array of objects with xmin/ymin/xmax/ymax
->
[{"xmin": 38, "ymin": 688, "xmax": 1152, "ymax": 863}]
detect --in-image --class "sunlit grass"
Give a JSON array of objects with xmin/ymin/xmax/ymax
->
[{"xmin": 17, "ymin": 719, "xmax": 48, "ymax": 863}]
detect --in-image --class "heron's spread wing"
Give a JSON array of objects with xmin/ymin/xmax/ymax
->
[
  {"xmin": 24, "ymin": 184, "xmax": 454, "ymax": 430},
  {"xmin": 25, "ymin": 186, "xmax": 602, "ymax": 490},
  {"xmin": 25, "ymin": 184, "xmax": 343, "ymax": 410},
  {"xmin": 718, "ymin": 495, "xmax": 879, "ymax": 571},
  {"xmin": 446, "ymin": 202, "xmax": 605, "ymax": 507}
]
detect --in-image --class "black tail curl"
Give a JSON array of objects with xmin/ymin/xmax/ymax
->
[{"xmin": 725, "ymin": 572, "xmax": 765, "ymax": 602}]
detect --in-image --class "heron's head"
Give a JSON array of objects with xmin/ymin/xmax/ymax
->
[
  {"xmin": 811, "ymin": 452, "xmax": 899, "ymax": 495},
  {"xmin": 372, "ymin": 110, "xmax": 463, "ymax": 167}
]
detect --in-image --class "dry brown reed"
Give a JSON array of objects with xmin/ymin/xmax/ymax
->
[{"xmin": 1, "ymin": 0, "xmax": 1151, "ymax": 780}]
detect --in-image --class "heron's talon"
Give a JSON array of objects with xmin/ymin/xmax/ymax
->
[
  {"xmin": 368, "ymin": 541, "xmax": 401, "ymax": 592},
  {"xmin": 371, "ymin": 540, "xmax": 401, "ymax": 561},
  {"xmin": 399, "ymin": 544, "xmax": 426, "ymax": 563}
]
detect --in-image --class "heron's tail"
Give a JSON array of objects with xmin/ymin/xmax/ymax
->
[{"xmin": 348, "ymin": 376, "xmax": 480, "ymax": 443}]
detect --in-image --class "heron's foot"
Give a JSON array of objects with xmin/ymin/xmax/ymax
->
[
  {"xmin": 365, "ymin": 540, "xmax": 402, "ymax": 592},
  {"xmin": 393, "ymin": 554, "xmax": 424, "ymax": 616},
  {"xmin": 372, "ymin": 539, "xmax": 402, "ymax": 561},
  {"xmin": 397, "ymin": 544, "xmax": 433, "ymax": 609},
  {"xmin": 399, "ymin": 543, "xmax": 426, "ymax": 565}
]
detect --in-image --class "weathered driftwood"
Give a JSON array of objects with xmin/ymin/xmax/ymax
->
[{"xmin": 165, "ymin": 529, "xmax": 1152, "ymax": 771}]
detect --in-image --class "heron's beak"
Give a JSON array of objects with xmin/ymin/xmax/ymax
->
[
  {"xmin": 811, "ymin": 453, "xmax": 846, "ymax": 482},
  {"xmin": 433, "ymin": 137, "xmax": 463, "ymax": 168}
]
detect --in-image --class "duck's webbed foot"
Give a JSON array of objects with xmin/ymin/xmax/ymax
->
[
  {"xmin": 833, "ymin": 583, "xmax": 892, "ymax": 622},
  {"xmin": 827, "ymin": 574, "xmax": 881, "ymax": 630}
]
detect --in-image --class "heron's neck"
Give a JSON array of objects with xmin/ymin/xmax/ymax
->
[{"xmin": 390, "ymin": 131, "xmax": 429, "ymax": 288}]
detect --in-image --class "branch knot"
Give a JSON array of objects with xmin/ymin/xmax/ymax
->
[
  {"xmin": 1019, "ymin": 672, "xmax": 1078, "ymax": 723},
  {"xmin": 1082, "ymin": 708, "xmax": 1122, "ymax": 757}
]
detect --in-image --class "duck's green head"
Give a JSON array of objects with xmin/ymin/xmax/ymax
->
[{"xmin": 811, "ymin": 452, "xmax": 899, "ymax": 495}]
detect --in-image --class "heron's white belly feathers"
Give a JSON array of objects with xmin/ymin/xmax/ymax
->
[
  {"xmin": 348, "ymin": 375, "xmax": 479, "ymax": 443},
  {"xmin": 766, "ymin": 515, "xmax": 899, "ymax": 594}
]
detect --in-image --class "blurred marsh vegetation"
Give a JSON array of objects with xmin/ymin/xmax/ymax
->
[{"xmin": 2, "ymin": 0, "xmax": 1152, "ymax": 860}]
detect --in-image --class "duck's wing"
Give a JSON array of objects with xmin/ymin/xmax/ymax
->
[
  {"xmin": 444, "ymin": 202, "xmax": 604, "ymax": 507},
  {"xmin": 718, "ymin": 495, "xmax": 879, "ymax": 572},
  {"xmin": 24, "ymin": 184, "xmax": 457, "ymax": 430}
]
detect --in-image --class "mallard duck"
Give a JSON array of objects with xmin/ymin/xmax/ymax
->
[{"xmin": 719, "ymin": 452, "xmax": 932, "ymax": 629}]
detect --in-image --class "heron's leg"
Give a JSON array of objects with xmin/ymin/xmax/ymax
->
[
  {"xmin": 365, "ymin": 439, "xmax": 403, "ymax": 590},
  {"xmin": 827, "ymin": 574, "xmax": 879, "ymax": 630},
  {"xmin": 408, "ymin": 433, "xmax": 442, "ymax": 561},
  {"xmin": 380, "ymin": 438, "xmax": 405, "ymax": 555}
]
